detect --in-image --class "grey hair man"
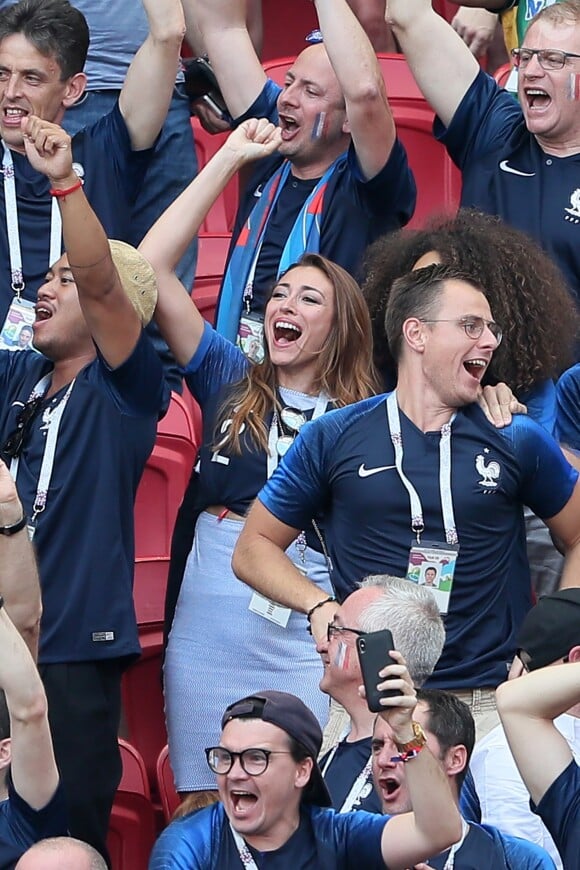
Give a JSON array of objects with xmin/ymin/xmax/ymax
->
[{"xmin": 316, "ymin": 575, "xmax": 445, "ymax": 813}]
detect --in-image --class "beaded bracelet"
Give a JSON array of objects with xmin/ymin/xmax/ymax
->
[{"xmin": 306, "ymin": 596, "xmax": 336, "ymax": 634}]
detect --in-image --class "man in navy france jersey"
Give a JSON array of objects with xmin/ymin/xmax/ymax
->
[
  {"xmin": 186, "ymin": 0, "xmax": 416, "ymax": 350},
  {"xmin": 0, "ymin": 118, "xmax": 166, "ymax": 860},
  {"xmin": 0, "ymin": 0, "xmax": 184, "ymax": 337},
  {"xmin": 232, "ymin": 263, "xmax": 580, "ymax": 737},
  {"xmin": 149, "ymin": 669, "xmax": 463, "ymax": 870},
  {"xmin": 317, "ymin": 576, "xmax": 445, "ymax": 815},
  {"xmin": 372, "ymin": 690, "xmax": 557, "ymax": 869},
  {"xmin": 387, "ymin": 0, "xmax": 580, "ymax": 311}
]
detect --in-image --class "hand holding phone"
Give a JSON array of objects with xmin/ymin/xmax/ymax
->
[{"xmin": 356, "ymin": 629, "xmax": 401, "ymax": 713}]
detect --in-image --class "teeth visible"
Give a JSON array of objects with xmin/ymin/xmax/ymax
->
[
  {"xmin": 526, "ymin": 89, "xmax": 548, "ymax": 95},
  {"xmin": 465, "ymin": 359, "xmax": 486, "ymax": 366},
  {"xmin": 275, "ymin": 320, "xmax": 300, "ymax": 332}
]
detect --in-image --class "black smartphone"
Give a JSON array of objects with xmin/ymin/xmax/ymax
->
[
  {"xmin": 184, "ymin": 57, "xmax": 231, "ymax": 120},
  {"xmin": 356, "ymin": 629, "xmax": 400, "ymax": 713}
]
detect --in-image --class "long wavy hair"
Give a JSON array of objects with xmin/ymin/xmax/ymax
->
[
  {"xmin": 361, "ymin": 210, "xmax": 579, "ymax": 393},
  {"xmin": 215, "ymin": 253, "xmax": 379, "ymax": 454}
]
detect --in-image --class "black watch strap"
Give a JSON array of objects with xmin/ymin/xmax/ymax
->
[{"xmin": 0, "ymin": 514, "xmax": 27, "ymax": 536}]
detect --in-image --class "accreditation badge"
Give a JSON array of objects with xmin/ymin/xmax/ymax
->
[
  {"xmin": 238, "ymin": 312, "xmax": 264, "ymax": 364},
  {"xmin": 406, "ymin": 539, "xmax": 459, "ymax": 615},
  {"xmin": 0, "ymin": 297, "xmax": 37, "ymax": 352}
]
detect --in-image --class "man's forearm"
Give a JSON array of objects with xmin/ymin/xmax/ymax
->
[
  {"xmin": 232, "ymin": 532, "xmax": 330, "ymax": 614},
  {"xmin": 499, "ymin": 662, "xmax": 580, "ymax": 721}
]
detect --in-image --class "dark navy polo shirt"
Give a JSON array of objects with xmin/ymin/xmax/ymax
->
[
  {"xmin": 435, "ymin": 69, "xmax": 580, "ymax": 306},
  {"xmin": 534, "ymin": 760, "xmax": 580, "ymax": 870},
  {"xmin": 0, "ymin": 778, "xmax": 67, "ymax": 869},
  {"xmin": 320, "ymin": 737, "xmax": 381, "ymax": 815}
]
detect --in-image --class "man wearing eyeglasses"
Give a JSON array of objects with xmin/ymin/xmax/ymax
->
[
  {"xmin": 234, "ymin": 264, "xmax": 580, "ymax": 739},
  {"xmin": 387, "ymin": 0, "xmax": 580, "ymax": 312},
  {"xmin": 150, "ymin": 663, "xmax": 463, "ymax": 869},
  {"xmin": 316, "ymin": 576, "xmax": 445, "ymax": 813}
]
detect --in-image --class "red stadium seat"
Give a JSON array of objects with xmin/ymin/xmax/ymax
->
[
  {"xmin": 156, "ymin": 744, "xmax": 181, "ymax": 824},
  {"xmin": 192, "ymin": 119, "xmax": 239, "ymax": 234},
  {"xmin": 262, "ymin": 53, "xmax": 461, "ymax": 228},
  {"xmin": 494, "ymin": 62, "xmax": 513, "ymax": 88},
  {"xmin": 107, "ymin": 740, "xmax": 156, "ymax": 870},
  {"xmin": 192, "ymin": 233, "xmax": 232, "ymax": 325}
]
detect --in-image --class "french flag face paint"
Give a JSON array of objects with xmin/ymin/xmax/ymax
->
[
  {"xmin": 567, "ymin": 73, "xmax": 580, "ymax": 100},
  {"xmin": 334, "ymin": 641, "xmax": 350, "ymax": 670},
  {"xmin": 311, "ymin": 111, "xmax": 327, "ymax": 140}
]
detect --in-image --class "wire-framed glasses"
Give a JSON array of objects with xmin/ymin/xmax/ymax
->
[
  {"xmin": 419, "ymin": 316, "xmax": 502, "ymax": 345},
  {"xmin": 326, "ymin": 622, "xmax": 366, "ymax": 643}
]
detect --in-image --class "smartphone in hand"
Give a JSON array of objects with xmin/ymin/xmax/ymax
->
[{"xmin": 356, "ymin": 629, "xmax": 400, "ymax": 713}]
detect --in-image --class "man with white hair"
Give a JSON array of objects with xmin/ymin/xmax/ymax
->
[{"xmin": 317, "ymin": 575, "xmax": 445, "ymax": 813}]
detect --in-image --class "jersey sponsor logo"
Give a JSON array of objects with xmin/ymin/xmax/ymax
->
[
  {"xmin": 564, "ymin": 188, "xmax": 580, "ymax": 225},
  {"xmin": 476, "ymin": 452, "xmax": 501, "ymax": 488},
  {"xmin": 357, "ymin": 463, "xmax": 396, "ymax": 478},
  {"xmin": 498, "ymin": 160, "xmax": 536, "ymax": 177}
]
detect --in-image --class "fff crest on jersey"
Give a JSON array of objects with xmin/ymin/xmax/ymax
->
[{"xmin": 476, "ymin": 449, "xmax": 501, "ymax": 489}]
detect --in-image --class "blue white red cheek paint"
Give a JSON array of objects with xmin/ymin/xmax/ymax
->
[
  {"xmin": 334, "ymin": 641, "xmax": 350, "ymax": 669},
  {"xmin": 567, "ymin": 73, "xmax": 580, "ymax": 100},
  {"xmin": 312, "ymin": 111, "xmax": 327, "ymax": 140}
]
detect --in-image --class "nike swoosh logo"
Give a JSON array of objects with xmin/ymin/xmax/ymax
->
[
  {"xmin": 357, "ymin": 463, "xmax": 396, "ymax": 478},
  {"xmin": 499, "ymin": 160, "xmax": 536, "ymax": 177}
]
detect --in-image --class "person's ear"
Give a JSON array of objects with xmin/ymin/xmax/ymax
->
[
  {"xmin": 295, "ymin": 756, "xmax": 314, "ymax": 790},
  {"xmin": 567, "ymin": 645, "xmax": 580, "ymax": 663},
  {"xmin": 443, "ymin": 744, "xmax": 467, "ymax": 781},
  {"xmin": 62, "ymin": 72, "xmax": 87, "ymax": 109},
  {"xmin": 402, "ymin": 317, "xmax": 426, "ymax": 354},
  {"xmin": 0, "ymin": 737, "xmax": 11, "ymax": 771}
]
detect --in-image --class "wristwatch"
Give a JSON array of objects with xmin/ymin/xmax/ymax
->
[
  {"xmin": 394, "ymin": 721, "xmax": 427, "ymax": 753},
  {"xmin": 0, "ymin": 514, "xmax": 27, "ymax": 536}
]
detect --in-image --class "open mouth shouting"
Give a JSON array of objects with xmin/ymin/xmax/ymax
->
[
  {"xmin": 378, "ymin": 775, "xmax": 403, "ymax": 806},
  {"xmin": 34, "ymin": 303, "xmax": 53, "ymax": 326},
  {"xmin": 278, "ymin": 113, "xmax": 300, "ymax": 142},
  {"xmin": 229, "ymin": 789, "xmax": 258, "ymax": 818},
  {"xmin": 273, "ymin": 319, "xmax": 302, "ymax": 346},
  {"xmin": 463, "ymin": 358, "xmax": 488, "ymax": 381},
  {"xmin": 523, "ymin": 87, "xmax": 551, "ymax": 112},
  {"xmin": 2, "ymin": 105, "xmax": 28, "ymax": 128}
]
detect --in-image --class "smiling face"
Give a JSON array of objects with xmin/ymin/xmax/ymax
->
[
  {"xmin": 0, "ymin": 33, "xmax": 85, "ymax": 152},
  {"xmin": 265, "ymin": 264, "xmax": 335, "ymax": 390},
  {"xmin": 518, "ymin": 18, "xmax": 580, "ymax": 152},
  {"xmin": 412, "ymin": 279, "xmax": 499, "ymax": 410},
  {"xmin": 32, "ymin": 254, "xmax": 92, "ymax": 361},
  {"xmin": 216, "ymin": 719, "xmax": 312, "ymax": 850},
  {"xmin": 276, "ymin": 44, "xmax": 349, "ymax": 177}
]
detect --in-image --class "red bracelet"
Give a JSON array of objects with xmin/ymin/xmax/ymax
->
[{"xmin": 49, "ymin": 179, "xmax": 83, "ymax": 198}]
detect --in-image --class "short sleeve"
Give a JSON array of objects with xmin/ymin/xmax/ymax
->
[{"xmin": 181, "ymin": 322, "xmax": 249, "ymax": 408}]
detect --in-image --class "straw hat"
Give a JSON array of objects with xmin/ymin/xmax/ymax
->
[{"xmin": 108, "ymin": 240, "xmax": 157, "ymax": 326}]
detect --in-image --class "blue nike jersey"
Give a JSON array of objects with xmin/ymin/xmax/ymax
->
[
  {"xmin": 258, "ymin": 394, "xmax": 578, "ymax": 689},
  {"xmin": 435, "ymin": 69, "xmax": 580, "ymax": 308}
]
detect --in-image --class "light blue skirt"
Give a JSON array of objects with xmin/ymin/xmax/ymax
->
[{"xmin": 164, "ymin": 510, "xmax": 333, "ymax": 791}]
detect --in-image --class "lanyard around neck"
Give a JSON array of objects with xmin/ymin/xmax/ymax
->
[
  {"xmin": 266, "ymin": 391, "xmax": 328, "ymax": 479},
  {"xmin": 230, "ymin": 823, "xmax": 260, "ymax": 869},
  {"xmin": 443, "ymin": 819, "xmax": 470, "ymax": 870},
  {"xmin": 321, "ymin": 744, "xmax": 373, "ymax": 812},
  {"xmin": 10, "ymin": 374, "xmax": 75, "ymax": 525},
  {"xmin": 386, "ymin": 392, "xmax": 458, "ymax": 546},
  {"xmin": 2, "ymin": 142, "xmax": 62, "ymax": 297}
]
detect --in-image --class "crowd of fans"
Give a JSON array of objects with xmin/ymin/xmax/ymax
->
[{"xmin": 0, "ymin": 0, "xmax": 579, "ymax": 868}]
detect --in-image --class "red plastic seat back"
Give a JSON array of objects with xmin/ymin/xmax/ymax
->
[
  {"xmin": 107, "ymin": 740, "xmax": 156, "ymax": 870},
  {"xmin": 156, "ymin": 744, "xmax": 181, "ymax": 824}
]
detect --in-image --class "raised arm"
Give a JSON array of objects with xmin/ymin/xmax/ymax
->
[
  {"xmin": 183, "ymin": 0, "xmax": 267, "ymax": 119},
  {"xmin": 497, "ymin": 662, "xmax": 580, "ymax": 804},
  {"xmin": 23, "ymin": 117, "xmax": 142, "ymax": 369},
  {"xmin": 119, "ymin": 0, "xmax": 186, "ymax": 150},
  {"xmin": 312, "ymin": 0, "xmax": 395, "ymax": 179},
  {"xmin": 0, "ymin": 461, "xmax": 41, "ymax": 659},
  {"xmin": 140, "ymin": 119, "xmax": 281, "ymax": 366},
  {"xmin": 387, "ymin": 0, "xmax": 480, "ymax": 128},
  {"xmin": 377, "ymin": 653, "xmax": 463, "ymax": 868},
  {"xmin": 0, "ymin": 602, "xmax": 59, "ymax": 811}
]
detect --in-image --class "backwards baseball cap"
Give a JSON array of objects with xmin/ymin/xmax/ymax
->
[
  {"xmin": 108, "ymin": 240, "xmax": 157, "ymax": 326},
  {"xmin": 517, "ymin": 589, "xmax": 580, "ymax": 671},
  {"xmin": 221, "ymin": 691, "xmax": 332, "ymax": 807}
]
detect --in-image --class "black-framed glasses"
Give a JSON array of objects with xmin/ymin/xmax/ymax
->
[
  {"xmin": 420, "ymin": 316, "xmax": 502, "ymax": 345},
  {"xmin": 511, "ymin": 47, "xmax": 580, "ymax": 70},
  {"xmin": 205, "ymin": 746, "xmax": 292, "ymax": 776},
  {"xmin": 0, "ymin": 396, "xmax": 42, "ymax": 460},
  {"xmin": 327, "ymin": 622, "xmax": 366, "ymax": 643}
]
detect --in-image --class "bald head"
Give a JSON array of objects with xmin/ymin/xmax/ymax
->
[{"xmin": 15, "ymin": 837, "xmax": 106, "ymax": 870}]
